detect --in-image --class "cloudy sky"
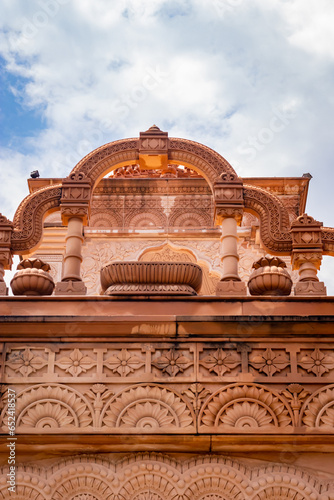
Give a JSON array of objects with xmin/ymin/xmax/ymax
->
[{"xmin": 1, "ymin": 0, "xmax": 334, "ymax": 291}]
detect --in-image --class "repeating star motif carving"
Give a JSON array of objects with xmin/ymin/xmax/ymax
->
[{"xmin": 55, "ymin": 349, "xmax": 96, "ymax": 376}]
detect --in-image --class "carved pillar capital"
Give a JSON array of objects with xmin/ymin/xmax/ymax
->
[
  {"xmin": 213, "ymin": 173, "xmax": 244, "ymax": 225},
  {"xmin": 60, "ymin": 172, "xmax": 92, "ymax": 226},
  {"xmin": 290, "ymin": 213, "xmax": 323, "ymax": 252},
  {"xmin": 290, "ymin": 214, "xmax": 326, "ymax": 295}
]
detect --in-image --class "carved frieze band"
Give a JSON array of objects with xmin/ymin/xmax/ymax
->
[
  {"xmin": 2, "ymin": 342, "xmax": 334, "ymax": 435},
  {"xmin": 3, "ymin": 342, "xmax": 334, "ymax": 383},
  {"xmin": 0, "ymin": 453, "xmax": 331, "ymax": 499},
  {"xmin": 2, "ymin": 379, "xmax": 334, "ymax": 434}
]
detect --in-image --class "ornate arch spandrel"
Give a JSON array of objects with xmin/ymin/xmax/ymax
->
[
  {"xmin": 243, "ymin": 184, "xmax": 293, "ymax": 255},
  {"xmin": 11, "ymin": 184, "xmax": 62, "ymax": 254}
]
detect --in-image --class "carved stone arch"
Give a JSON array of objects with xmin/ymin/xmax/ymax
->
[
  {"xmin": 101, "ymin": 383, "xmax": 195, "ymax": 431},
  {"xmin": 243, "ymin": 185, "xmax": 292, "ymax": 255},
  {"xmin": 199, "ymin": 383, "xmax": 293, "ymax": 431},
  {"xmin": 11, "ymin": 184, "xmax": 62, "ymax": 254},
  {"xmin": 69, "ymin": 136, "xmax": 236, "ymax": 192},
  {"xmin": 125, "ymin": 210, "xmax": 167, "ymax": 229},
  {"xmin": 3, "ymin": 384, "xmax": 93, "ymax": 431}
]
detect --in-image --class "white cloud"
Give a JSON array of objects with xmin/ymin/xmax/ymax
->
[{"xmin": 1, "ymin": 0, "xmax": 334, "ymax": 293}]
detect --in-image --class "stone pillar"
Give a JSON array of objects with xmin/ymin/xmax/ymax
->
[
  {"xmin": 214, "ymin": 173, "xmax": 247, "ymax": 296},
  {"xmin": 291, "ymin": 214, "xmax": 326, "ymax": 296},
  {"xmin": 54, "ymin": 172, "xmax": 91, "ymax": 295},
  {"xmin": 0, "ymin": 214, "xmax": 13, "ymax": 295},
  {"xmin": 62, "ymin": 217, "xmax": 84, "ymax": 281},
  {"xmin": 220, "ymin": 217, "xmax": 240, "ymax": 280}
]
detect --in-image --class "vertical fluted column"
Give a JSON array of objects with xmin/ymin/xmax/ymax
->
[{"xmin": 62, "ymin": 217, "xmax": 84, "ymax": 281}]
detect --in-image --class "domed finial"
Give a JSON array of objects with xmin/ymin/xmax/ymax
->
[{"xmin": 145, "ymin": 124, "xmax": 162, "ymax": 133}]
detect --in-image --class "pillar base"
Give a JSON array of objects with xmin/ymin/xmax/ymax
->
[
  {"xmin": 294, "ymin": 281, "xmax": 327, "ymax": 296},
  {"xmin": 0, "ymin": 282, "xmax": 8, "ymax": 295},
  {"xmin": 54, "ymin": 281, "xmax": 87, "ymax": 295},
  {"xmin": 216, "ymin": 280, "xmax": 247, "ymax": 296}
]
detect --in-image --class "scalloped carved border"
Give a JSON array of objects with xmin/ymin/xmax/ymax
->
[{"xmin": 0, "ymin": 453, "xmax": 328, "ymax": 499}]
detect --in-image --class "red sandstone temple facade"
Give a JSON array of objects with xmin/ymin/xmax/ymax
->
[{"xmin": 1, "ymin": 126, "xmax": 334, "ymax": 499}]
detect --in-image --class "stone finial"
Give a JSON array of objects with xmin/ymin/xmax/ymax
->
[
  {"xmin": 10, "ymin": 258, "xmax": 55, "ymax": 296},
  {"xmin": 248, "ymin": 256, "xmax": 292, "ymax": 296}
]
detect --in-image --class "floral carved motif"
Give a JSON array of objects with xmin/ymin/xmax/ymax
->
[
  {"xmin": 297, "ymin": 348, "xmax": 334, "ymax": 376},
  {"xmin": 101, "ymin": 384, "xmax": 194, "ymax": 430},
  {"xmin": 104, "ymin": 349, "xmax": 145, "ymax": 377},
  {"xmin": 5, "ymin": 347, "xmax": 48, "ymax": 377},
  {"xmin": 1, "ymin": 384, "xmax": 93, "ymax": 431},
  {"xmin": 182, "ymin": 383, "xmax": 211, "ymax": 412},
  {"xmin": 152, "ymin": 349, "xmax": 193, "ymax": 376},
  {"xmin": 249, "ymin": 348, "xmax": 290, "ymax": 376},
  {"xmin": 55, "ymin": 349, "xmax": 96, "ymax": 377},
  {"xmin": 282, "ymin": 384, "xmax": 310, "ymax": 426},
  {"xmin": 199, "ymin": 348, "xmax": 241, "ymax": 376},
  {"xmin": 301, "ymin": 384, "xmax": 334, "ymax": 428},
  {"xmin": 199, "ymin": 383, "xmax": 292, "ymax": 430}
]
